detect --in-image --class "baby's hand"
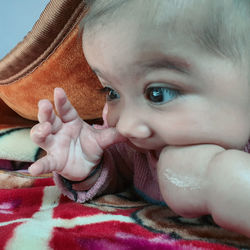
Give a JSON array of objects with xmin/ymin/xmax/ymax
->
[{"xmin": 29, "ymin": 88, "xmax": 125, "ymax": 181}]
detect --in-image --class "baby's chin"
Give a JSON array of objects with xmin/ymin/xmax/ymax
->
[
  {"xmin": 126, "ymin": 141, "xmax": 147, "ymax": 152},
  {"xmin": 126, "ymin": 141, "xmax": 163, "ymax": 159}
]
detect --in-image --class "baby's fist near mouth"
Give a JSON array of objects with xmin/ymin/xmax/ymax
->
[
  {"xmin": 157, "ymin": 144, "xmax": 250, "ymax": 237},
  {"xmin": 157, "ymin": 144, "xmax": 224, "ymax": 218}
]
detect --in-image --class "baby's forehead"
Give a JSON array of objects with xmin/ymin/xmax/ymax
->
[
  {"xmin": 84, "ymin": 0, "xmax": 220, "ymax": 28},
  {"xmin": 83, "ymin": 0, "xmax": 227, "ymax": 49},
  {"xmin": 84, "ymin": 1, "xmax": 202, "ymax": 42},
  {"xmin": 83, "ymin": 0, "xmax": 250, "ymax": 63}
]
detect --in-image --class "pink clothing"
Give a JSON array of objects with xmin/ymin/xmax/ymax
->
[
  {"xmin": 54, "ymin": 139, "xmax": 250, "ymax": 204},
  {"xmin": 54, "ymin": 142, "xmax": 163, "ymax": 203}
]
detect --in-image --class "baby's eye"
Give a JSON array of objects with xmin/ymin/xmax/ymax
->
[
  {"xmin": 100, "ymin": 87, "xmax": 120, "ymax": 101},
  {"xmin": 145, "ymin": 86, "xmax": 179, "ymax": 104}
]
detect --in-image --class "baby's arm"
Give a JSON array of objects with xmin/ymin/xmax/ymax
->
[
  {"xmin": 157, "ymin": 145, "xmax": 250, "ymax": 237},
  {"xmin": 29, "ymin": 88, "xmax": 125, "ymax": 184}
]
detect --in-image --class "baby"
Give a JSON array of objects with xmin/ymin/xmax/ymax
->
[{"xmin": 29, "ymin": 0, "xmax": 250, "ymax": 237}]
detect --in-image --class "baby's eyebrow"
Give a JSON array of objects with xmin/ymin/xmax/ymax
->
[{"xmin": 139, "ymin": 56, "xmax": 191, "ymax": 75}]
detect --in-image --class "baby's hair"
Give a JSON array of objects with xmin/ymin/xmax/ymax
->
[
  {"xmin": 81, "ymin": 0, "xmax": 250, "ymax": 62},
  {"xmin": 82, "ymin": 0, "xmax": 128, "ymax": 24}
]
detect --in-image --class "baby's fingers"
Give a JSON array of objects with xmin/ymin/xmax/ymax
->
[
  {"xmin": 28, "ymin": 155, "xmax": 58, "ymax": 176},
  {"xmin": 30, "ymin": 122, "xmax": 52, "ymax": 148},
  {"xmin": 38, "ymin": 99, "xmax": 62, "ymax": 134},
  {"xmin": 96, "ymin": 127, "xmax": 127, "ymax": 150},
  {"xmin": 54, "ymin": 88, "xmax": 79, "ymax": 123}
]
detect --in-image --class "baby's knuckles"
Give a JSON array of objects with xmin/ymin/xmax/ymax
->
[{"xmin": 205, "ymin": 149, "xmax": 250, "ymax": 236}]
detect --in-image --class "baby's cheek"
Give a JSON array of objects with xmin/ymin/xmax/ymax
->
[{"xmin": 106, "ymin": 104, "xmax": 119, "ymax": 128}]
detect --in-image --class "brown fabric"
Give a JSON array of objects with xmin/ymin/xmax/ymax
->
[
  {"xmin": 0, "ymin": 27, "xmax": 105, "ymax": 121},
  {"xmin": 0, "ymin": 0, "xmax": 86, "ymax": 83},
  {"xmin": 0, "ymin": 99, "xmax": 35, "ymax": 129},
  {"xmin": 0, "ymin": 0, "xmax": 105, "ymax": 122}
]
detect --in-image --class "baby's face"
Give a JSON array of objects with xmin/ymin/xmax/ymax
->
[{"xmin": 83, "ymin": 1, "xmax": 250, "ymax": 152}]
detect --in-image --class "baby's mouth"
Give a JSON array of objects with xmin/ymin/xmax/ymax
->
[{"xmin": 126, "ymin": 140, "xmax": 164, "ymax": 159}]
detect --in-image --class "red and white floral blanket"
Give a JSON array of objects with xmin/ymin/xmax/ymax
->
[{"xmin": 0, "ymin": 178, "xmax": 250, "ymax": 250}]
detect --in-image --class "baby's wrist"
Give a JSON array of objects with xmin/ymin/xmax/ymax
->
[
  {"xmin": 84, "ymin": 163, "xmax": 102, "ymax": 181},
  {"xmin": 72, "ymin": 161, "xmax": 102, "ymax": 190},
  {"xmin": 61, "ymin": 161, "xmax": 103, "ymax": 201}
]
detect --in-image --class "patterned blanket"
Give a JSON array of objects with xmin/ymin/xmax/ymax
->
[{"xmin": 0, "ymin": 127, "xmax": 250, "ymax": 250}]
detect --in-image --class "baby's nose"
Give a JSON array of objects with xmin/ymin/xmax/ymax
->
[{"xmin": 116, "ymin": 114, "xmax": 152, "ymax": 139}]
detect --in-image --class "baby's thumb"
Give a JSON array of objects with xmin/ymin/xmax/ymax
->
[{"xmin": 96, "ymin": 127, "xmax": 127, "ymax": 150}]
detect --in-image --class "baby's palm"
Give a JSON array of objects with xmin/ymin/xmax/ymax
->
[{"xmin": 29, "ymin": 88, "xmax": 123, "ymax": 181}]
